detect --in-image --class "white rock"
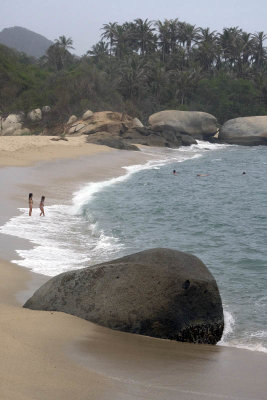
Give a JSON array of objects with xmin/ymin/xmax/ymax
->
[
  {"xmin": 28, "ymin": 108, "xmax": 42, "ymax": 121},
  {"xmin": 132, "ymin": 117, "xmax": 144, "ymax": 128},
  {"xmin": 82, "ymin": 110, "xmax": 93, "ymax": 120},
  {"xmin": 67, "ymin": 115, "xmax": 78, "ymax": 125}
]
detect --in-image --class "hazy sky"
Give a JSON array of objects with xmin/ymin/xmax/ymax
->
[{"xmin": 1, "ymin": 0, "xmax": 267, "ymax": 55}]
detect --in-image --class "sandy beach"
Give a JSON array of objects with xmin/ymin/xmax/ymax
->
[{"xmin": 0, "ymin": 136, "xmax": 267, "ymax": 400}]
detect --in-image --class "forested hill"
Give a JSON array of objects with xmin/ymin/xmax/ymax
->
[
  {"xmin": 0, "ymin": 26, "xmax": 53, "ymax": 58},
  {"xmin": 0, "ymin": 19, "xmax": 267, "ymax": 124}
]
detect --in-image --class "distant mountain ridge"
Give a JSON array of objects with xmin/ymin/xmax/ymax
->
[{"xmin": 0, "ymin": 26, "xmax": 53, "ymax": 58}]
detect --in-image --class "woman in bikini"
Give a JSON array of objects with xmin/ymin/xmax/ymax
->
[
  {"xmin": 29, "ymin": 193, "xmax": 33, "ymax": 216},
  {"xmin": 40, "ymin": 196, "xmax": 45, "ymax": 216}
]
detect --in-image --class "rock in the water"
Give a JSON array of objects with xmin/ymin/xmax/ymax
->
[
  {"xmin": 219, "ymin": 116, "xmax": 267, "ymax": 145},
  {"xmin": 24, "ymin": 248, "xmax": 224, "ymax": 344},
  {"xmin": 82, "ymin": 110, "xmax": 94, "ymax": 120},
  {"xmin": 149, "ymin": 110, "xmax": 218, "ymax": 139},
  {"xmin": 28, "ymin": 108, "xmax": 42, "ymax": 122},
  {"xmin": 181, "ymin": 134, "xmax": 197, "ymax": 146}
]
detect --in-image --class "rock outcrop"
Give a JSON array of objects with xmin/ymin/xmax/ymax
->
[
  {"xmin": 66, "ymin": 111, "xmax": 198, "ymax": 150},
  {"xmin": 24, "ymin": 248, "xmax": 224, "ymax": 344},
  {"xmin": 149, "ymin": 110, "xmax": 218, "ymax": 140},
  {"xmin": 219, "ymin": 116, "xmax": 267, "ymax": 145}
]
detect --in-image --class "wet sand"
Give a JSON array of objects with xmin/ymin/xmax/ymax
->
[{"xmin": 0, "ymin": 137, "xmax": 266, "ymax": 400}]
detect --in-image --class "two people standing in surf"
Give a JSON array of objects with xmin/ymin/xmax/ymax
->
[{"xmin": 28, "ymin": 193, "xmax": 45, "ymax": 216}]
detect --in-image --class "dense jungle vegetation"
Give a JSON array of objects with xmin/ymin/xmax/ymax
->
[{"xmin": 1, "ymin": 19, "xmax": 267, "ymax": 124}]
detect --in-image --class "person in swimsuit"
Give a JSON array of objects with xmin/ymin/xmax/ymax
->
[
  {"xmin": 40, "ymin": 196, "xmax": 45, "ymax": 216},
  {"xmin": 29, "ymin": 193, "xmax": 33, "ymax": 216}
]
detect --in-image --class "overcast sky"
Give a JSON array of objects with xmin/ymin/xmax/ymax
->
[{"xmin": 1, "ymin": 0, "xmax": 267, "ymax": 55}]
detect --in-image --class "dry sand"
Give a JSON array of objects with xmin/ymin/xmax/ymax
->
[
  {"xmin": 0, "ymin": 135, "xmax": 112, "ymax": 167},
  {"xmin": 0, "ymin": 136, "xmax": 267, "ymax": 400}
]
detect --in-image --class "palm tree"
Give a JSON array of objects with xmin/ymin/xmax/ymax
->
[
  {"xmin": 101, "ymin": 22, "xmax": 118, "ymax": 55},
  {"xmin": 55, "ymin": 35, "xmax": 74, "ymax": 51},
  {"xmin": 169, "ymin": 67, "xmax": 202, "ymax": 104},
  {"xmin": 113, "ymin": 24, "xmax": 131, "ymax": 58},
  {"xmin": 133, "ymin": 18, "xmax": 156, "ymax": 55},
  {"xmin": 195, "ymin": 28, "xmax": 219, "ymax": 71},
  {"xmin": 54, "ymin": 35, "xmax": 74, "ymax": 69},
  {"xmin": 146, "ymin": 57, "xmax": 168, "ymax": 99},
  {"xmin": 252, "ymin": 31, "xmax": 267, "ymax": 70},
  {"xmin": 170, "ymin": 68, "xmax": 201, "ymax": 105},
  {"xmin": 44, "ymin": 43, "xmax": 63, "ymax": 71},
  {"xmin": 155, "ymin": 20, "xmax": 171, "ymax": 62},
  {"xmin": 169, "ymin": 19, "xmax": 180, "ymax": 54},
  {"xmin": 178, "ymin": 22, "xmax": 199, "ymax": 53},
  {"xmin": 87, "ymin": 41, "xmax": 109, "ymax": 61},
  {"xmin": 218, "ymin": 27, "xmax": 243, "ymax": 69},
  {"xmin": 118, "ymin": 55, "xmax": 148, "ymax": 98}
]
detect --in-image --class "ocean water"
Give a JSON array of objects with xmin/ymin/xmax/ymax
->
[{"xmin": 1, "ymin": 141, "xmax": 266, "ymax": 353}]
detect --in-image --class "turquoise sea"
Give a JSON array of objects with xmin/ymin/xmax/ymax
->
[{"xmin": 1, "ymin": 141, "xmax": 266, "ymax": 352}]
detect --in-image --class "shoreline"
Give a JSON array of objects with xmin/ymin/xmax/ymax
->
[{"xmin": 0, "ymin": 137, "xmax": 267, "ymax": 400}]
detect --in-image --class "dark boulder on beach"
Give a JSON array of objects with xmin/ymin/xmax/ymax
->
[
  {"xmin": 219, "ymin": 116, "xmax": 267, "ymax": 145},
  {"xmin": 86, "ymin": 132, "xmax": 140, "ymax": 151},
  {"xmin": 24, "ymin": 248, "xmax": 224, "ymax": 344},
  {"xmin": 124, "ymin": 127, "xmax": 197, "ymax": 147}
]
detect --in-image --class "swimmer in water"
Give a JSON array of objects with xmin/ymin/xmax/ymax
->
[
  {"xmin": 173, "ymin": 169, "xmax": 177, "ymax": 175},
  {"xmin": 197, "ymin": 174, "xmax": 209, "ymax": 177}
]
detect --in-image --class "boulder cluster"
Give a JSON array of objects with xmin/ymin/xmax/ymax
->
[
  {"xmin": 64, "ymin": 109, "xmax": 218, "ymax": 150},
  {"xmin": 1, "ymin": 106, "xmax": 267, "ymax": 147},
  {"xmin": 0, "ymin": 106, "xmax": 51, "ymax": 136},
  {"xmin": 24, "ymin": 248, "xmax": 224, "ymax": 345}
]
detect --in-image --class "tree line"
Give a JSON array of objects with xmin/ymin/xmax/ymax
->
[{"xmin": 1, "ymin": 18, "xmax": 267, "ymax": 124}]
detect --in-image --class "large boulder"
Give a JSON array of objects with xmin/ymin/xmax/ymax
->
[
  {"xmin": 149, "ymin": 110, "xmax": 218, "ymax": 139},
  {"xmin": 0, "ymin": 113, "xmax": 24, "ymax": 135},
  {"xmin": 219, "ymin": 116, "xmax": 267, "ymax": 145},
  {"xmin": 24, "ymin": 248, "xmax": 224, "ymax": 344}
]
